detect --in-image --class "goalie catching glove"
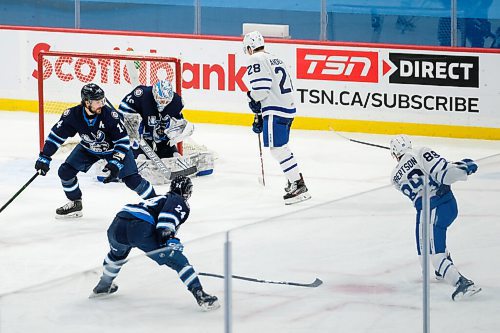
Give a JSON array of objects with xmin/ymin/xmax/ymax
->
[{"xmin": 164, "ymin": 117, "xmax": 195, "ymax": 146}]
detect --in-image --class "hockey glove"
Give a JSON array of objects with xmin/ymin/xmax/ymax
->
[
  {"xmin": 158, "ymin": 228, "xmax": 175, "ymax": 246},
  {"xmin": 102, "ymin": 159, "xmax": 123, "ymax": 183},
  {"xmin": 455, "ymin": 158, "xmax": 478, "ymax": 175},
  {"xmin": 247, "ymin": 91, "xmax": 262, "ymax": 113},
  {"xmin": 35, "ymin": 153, "xmax": 51, "ymax": 176},
  {"xmin": 166, "ymin": 237, "xmax": 184, "ymax": 252},
  {"xmin": 252, "ymin": 114, "xmax": 263, "ymax": 134}
]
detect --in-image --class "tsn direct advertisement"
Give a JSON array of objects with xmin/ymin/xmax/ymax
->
[{"xmin": 1, "ymin": 26, "xmax": 500, "ymax": 137}]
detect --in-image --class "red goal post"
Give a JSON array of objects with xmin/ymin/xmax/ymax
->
[{"xmin": 37, "ymin": 50, "xmax": 183, "ymax": 153}]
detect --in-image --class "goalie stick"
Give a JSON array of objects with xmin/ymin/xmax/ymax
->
[
  {"xmin": 198, "ymin": 272, "xmax": 323, "ymax": 288},
  {"xmin": 107, "ymin": 100, "xmax": 196, "ymax": 180}
]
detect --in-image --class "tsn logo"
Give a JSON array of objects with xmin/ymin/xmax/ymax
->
[{"xmin": 296, "ymin": 48, "xmax": 379, "ymax": 83}]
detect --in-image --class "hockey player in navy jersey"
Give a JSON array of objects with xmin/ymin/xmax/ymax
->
[
  {"xmin": 90, "ymin": 175, "xmax": 220, "ymax": 311},
  {"xmin": 118, "ymin": 79, "xmax": 194, "ymax": 158},
  {"xmin": 34, "ymin": 83, "xmax": 156, "ymax": 218},
  {"xmin": 390, "ymin": 135, "xmax": 481, "ymax": 301},
  {"xmin": 243, "ymin": 31, "xmax": 311, "ymax": 205}
]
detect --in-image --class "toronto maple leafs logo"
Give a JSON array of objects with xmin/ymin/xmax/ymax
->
[{"xmin": 81, "ymin": 130, "xmax": 110, "ymax": 152}]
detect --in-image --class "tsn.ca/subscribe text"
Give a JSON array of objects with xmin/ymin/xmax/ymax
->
[{"xmin": 298, "ymin": 89, "xmax": 479, "ymax": 113}]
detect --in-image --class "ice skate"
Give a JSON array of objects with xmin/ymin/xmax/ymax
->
[
  {"xmin": 89, "ymin": 279, "xmax": 118, "ymax": 299},
  {"xmin": 451, "ymin": 276, "xmax": 481, "ymax": 301},
  {"xmin": 191, "ymin": 288, "xmax": 220, "ymax": 311},
  {"xmin": 283, "ymin": 174, "xmax": 311, "ymax": 205},
  {"xmin": 55, "ymin": 199, "xmax": 83, "ymax": 219}
]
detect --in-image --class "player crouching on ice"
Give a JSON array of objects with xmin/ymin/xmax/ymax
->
[
  {"xmin": 243, "ymin": 31, "xmax": 311, "ymax": 205},
  {"xmin": 90, "ymin": 175, "xmax": 220, "ymax": 311},
  {"xmin": 390, "ymin": 135, "xmax": 481, "ymax": 301}
]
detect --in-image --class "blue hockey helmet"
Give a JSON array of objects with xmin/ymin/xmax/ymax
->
[
  {"xmin": 153, "ymin": 80, "xmax": 174, "ymax": 108},
  {"xmin": 81, "ymin": 83, "xmax": 105, "ymax": 103},
  {"xmin": 170, "ymin": 175, "xmax": 193, "ymax": 200}
]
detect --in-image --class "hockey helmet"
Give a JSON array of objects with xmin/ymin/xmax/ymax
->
[
  {"xmin": 81, "ymin": 83, "xmax": 105, "ymax": 102},
  {"xmin": 170, "ymin": 175, "xmax": 193, "ymax": 200},
  {"xmin": 243, "ymin": 31, "xmax": 265, "ymax": 54},
  {"xmin": 390, "ymin": 134, "xmax": 412, "ymax": 160},
  {"xmin": 153, "ymin": 80, "xmax": 174, "ymax": 108}
]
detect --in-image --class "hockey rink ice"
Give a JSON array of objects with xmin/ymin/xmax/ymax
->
[{"xmin": 1, "ymin": 111, "xmax": 500, "ymax": 332}]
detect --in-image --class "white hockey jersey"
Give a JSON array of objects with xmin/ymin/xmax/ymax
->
[
  {"xmin": 245, "ymin": 51, "xmax": 296, "ymax": 118},
  {"xmin": 391, "ymin": 147, "xmax": 468, "ymax": 209}
]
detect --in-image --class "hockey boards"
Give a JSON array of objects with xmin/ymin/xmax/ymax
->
[{"xmin": 199, "ymin": 272, "xmax": 323, "ymax": 288}]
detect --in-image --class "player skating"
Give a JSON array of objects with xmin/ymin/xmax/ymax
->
[
  {"xmin": 390, "ymin": 134, "xmax": 481, "ymax": 300},
  {"xmin": 90, "ymin": 175, "xmax": 220, "ymax": 311},
  {"xmin": 34, "ymin": 83, "xmax": 156, "ymax": 218},
  {"xmin": 243, "ymin": 31, "xmax": 311, "ymax": 205}
]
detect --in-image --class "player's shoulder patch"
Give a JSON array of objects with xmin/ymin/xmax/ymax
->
[
  {"xmin": 134, "ymin": 88, "xmax": 144, "ymax": 97},
  {"xmin": 111, "ymin": 111, "xmax": 119, "ymax": 119},
  {"xmin": 62, "ymin": 109, "xmax": 71, "ymax": 117}
]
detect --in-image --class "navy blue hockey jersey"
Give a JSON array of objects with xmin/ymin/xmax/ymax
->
[
  {"xmin": 118, "ymin": 85, "xmax": 184, "ymax": 139},
  {"xmin": 42, "ymin": 104, "xmax": 130, "ymax": 159},
  {"xmin": 117, "ymin": 193, "xmax": 190, "ymax": 235}
]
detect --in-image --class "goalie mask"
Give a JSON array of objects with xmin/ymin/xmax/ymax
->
[
  {"xmin": 390, "ymin": 135, "xmax": 412, "ymax": 160},
  {"xmin": 170, "ymin": 175, "xmax": 193, "ymax": 200},
  {"xmin": 153, "ymin": 80, "xmax": 174, "ymax": 109},
  {"xmin": 243, "ymin": 31, "xmax": 265, "ymax": 54}
]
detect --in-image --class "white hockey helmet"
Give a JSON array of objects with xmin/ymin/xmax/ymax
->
[
  {"xmin": 243, "ymin": 31, "xmax": 265, "ymax": 54},
  {"xmin": 153, "ymin": 79, "xmax": 174, "ymax": 108},
  {"xmin": 390, "ymin": 134, "xmax": 412, "ymax": 159}
]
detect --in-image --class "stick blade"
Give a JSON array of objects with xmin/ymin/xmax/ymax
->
[{"xmin": 310, "ymin": 278, "xmax": 323, "ymax": 287}]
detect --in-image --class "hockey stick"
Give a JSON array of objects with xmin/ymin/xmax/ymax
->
[
  {"xmin": 0, "ymin": 172, "xmax": 40, "ymax": 214},
  {"xmin": 198, "ymin": 272, "xmax": 323, "ymax": 288},
  {"xmin": 329, "ymin": 127, "xmax": 390, "ymax": 150},
  {"xmin": 257, "ymin": 133, "xmax": 266, "ymax": 186}
]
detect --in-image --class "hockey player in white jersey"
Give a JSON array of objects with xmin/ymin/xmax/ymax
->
[
  {"xmin": 243, "ymin": 30, "xmax": 311, "ymax": 205},
  {"xmin": 390, "ymin": 135, "xmax": 481, "ymax": 301}
]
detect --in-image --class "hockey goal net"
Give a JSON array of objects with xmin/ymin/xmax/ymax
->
[{"xmin": 37, "ymin": 50, "xmax": 183, "ymax": 153}]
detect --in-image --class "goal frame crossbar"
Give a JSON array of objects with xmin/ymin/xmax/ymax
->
[{"xmin": 37, "ymin": 50, "xmax": 182, "ymax": 151}]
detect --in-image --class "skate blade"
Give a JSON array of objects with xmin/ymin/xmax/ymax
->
[
  {"xmin": 284, "ymin": 192, "xmax": 312, "ymax": 205},
  {"xmin": 200, "ymin": 301, "xmax": 221, "ymax": 312},
  {"xmin": 55, "ymin": 211, "xmax": 83, "ymax": 219},
  {"xmin": 88, "ymin": 292, "xmax": 115, "ymax": 299},
  {"xmin": 453, "ymin": 286, "xmax": 482, "ymax": 301}
]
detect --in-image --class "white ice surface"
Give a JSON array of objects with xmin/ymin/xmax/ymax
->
[{"xmin": 0, "ymin": 111, "xmax": 500, "ymax": 333}]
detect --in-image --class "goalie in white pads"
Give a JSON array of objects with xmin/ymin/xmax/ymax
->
[
  {"xmin": 110, "ymin": 79, "xmax": 214, "ymax": 184},
  {"xmin": 390, "ymin": 135, "xmax": 481, "ymax": 301},
  {"xmin": 243, "ymin": 31, "xmax": 311, "ymax": 205}
]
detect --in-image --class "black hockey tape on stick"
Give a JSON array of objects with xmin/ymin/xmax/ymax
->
[
  {"xmin": 199, "ymin": 272, "xmax": 323, "ymax": 288},
  {"xmin": 0, "ymin": 172, "xmax": 40, "ymax": 214},
  {"xmin": 329, "ymin": 127, "xmax": 390, "ymax": 150}
]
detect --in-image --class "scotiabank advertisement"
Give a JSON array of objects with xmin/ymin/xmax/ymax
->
[{"xmin": 1, "ymin": 26, "xmax": 500, "ymax": 137}]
